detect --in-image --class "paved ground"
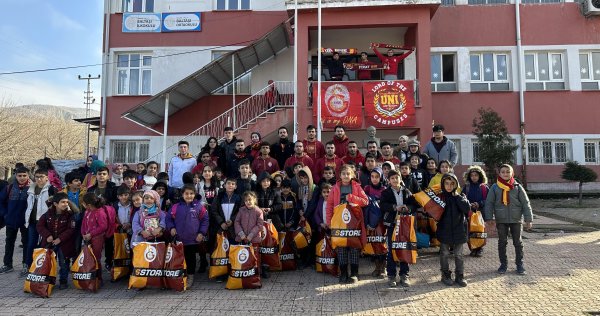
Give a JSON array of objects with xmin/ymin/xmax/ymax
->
[{"xmin": 0, "ymin": 214, "xmax": 598, "ymax": 316}]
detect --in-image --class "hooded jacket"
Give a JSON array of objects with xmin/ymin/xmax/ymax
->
[
  {"xmin": 380, "ymin": 185, "xmax": 416, "ymax": 227},
  {"xmin": 463, "ymin": 165, "xmax": 489, "ymax": 211},
  {"xmin": 332, "ymin": 135, "xmax": 350, "ymax": 158},
  {"xmin": 166, "ymin": 200, "xmax": 209, "ymax": 246},
  {"xmin": 484, "ymin": 180, "xmax": 533, "ymax": 224},
  {"xmin": 168, "ymin": 153, "xmax": 197, "ymax": 189},
  {"xmin": 256, "ymin": 172, "xmax": 282, "ymax": 214},
  {"xmin": 270, "ymin": 138, "xmax": 294, "ymax": 171},
  {"xmin": 234, "ymin": 205, "xmax": 264, "ymax": 244},
  {"xmin": 436, "ymin": 173, "xmax": 471, "ymax": 245},
  {"xmin": 326, "ymin": 179, "xmax": 369, "ymax": 246},
  {"xmin": 210, "ymin": 190, "xmax": 242, "ymax": 238},
  {"xmin": 25, "ymin": 182, "xmax": 56, "ymax": 227}
]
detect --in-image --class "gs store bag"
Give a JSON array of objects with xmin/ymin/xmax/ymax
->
[
  {"xmin": 128, "ymin": 242, "xmax": 166, "ymax": 289},
  {"xmin": 277, "ymin": 231, "xmax": 297, "ymax": 271},
  {"xmin": 363, "ymin": 223, "xmax": 387, "ymax": 255},
  {"xmin": 111, "ymin": 230, "xmax": 131, "ymax": 281},
  {"xmin": 315, "ymin": 236, "xmax": 337, "ymax": 276},
  {"xmin": 71, "ymin": 244, "xmax": 100, "ymax": 292},
  {"xmin": 391, "ymin": 214, "xmax": 418, "ymax": 264},
  {"xmin": 292, "ymin": 219, "xmax": 312, "ymax": 250},
  {"xmin": 163, "ymin": 241, "xmax": 187, "ymax": 292},
  {"xmin": 468, "ymin": 210, "xmax": 487, "ymax": 250},
  {"xmin": 259, "ymin": 221, "xmax": 281, "ymax": 270},
  {"xmin": 24, "ymin": 248, "xmax": 57, "ymax": 298},
  {"xmin": 226, "ymin": 245, "xmax": 262, "ymax": 290},
  {"xmin": 209, "ymin": 232, "xmax": 230, "ymax": 279},
  {"xmin": 330, "ymin": 203, "xmax": 364, "ymax": 249}
]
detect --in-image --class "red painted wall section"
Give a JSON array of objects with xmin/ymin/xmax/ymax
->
[
  {"xmin": 109, "ymin": 11, "xmax": 288, "ymax": 48},
  {"xmin": 520, "ymin": 3, "xmax": 600, "ymax": 45},
  {"xmin": 526, "ymin": 165, "xmax": 600, "ymax": 183},
  {"xmin": 431, "ymin": 5, "xmax": 516, "ymax": 47},
  {"xmin": 431, "ymin": 92, "xmax": 521, "ymax": 135},
  {"xmin": 524, "ymin": 91, "xmax": 600, "ymax": 134},
  {"xmin": 105, "ymin": 96, "xmax": 154, "ymax": 136}
]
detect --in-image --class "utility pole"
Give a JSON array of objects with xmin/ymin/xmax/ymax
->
[{"xmin": 78, "ymin": 74, "xmax": 101, "ymax": 158}]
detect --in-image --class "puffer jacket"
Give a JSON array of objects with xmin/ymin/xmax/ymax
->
[
  {"xmin": 37, "ymin": 206, "xmax": 76, "ymax": 258},
  {"xmin": 435, "ymin": 174, "xmax": 471, "ymax": 245},
  {"xmin": 234, "ymin": 205, "xmax": 264, "ymax": 243},
  {"xmin": 483, "ymin": 182, "xmax": 532, "ymax": 224}
]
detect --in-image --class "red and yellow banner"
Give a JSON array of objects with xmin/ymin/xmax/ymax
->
[
  {"xmin": 313, "ymin": 82, "xmax": 363, "ymax": 129},
  {"xmin": 363, "ymin": 80, "xmax": 416, "ymax": 128},
  {"xmin": 321, "ymin": 47, "xmax": 358, "ymax": 55}
]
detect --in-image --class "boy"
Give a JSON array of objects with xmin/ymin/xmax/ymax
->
[
  {"xmin": 63, "ymin": 171, "xmax": 85, "ymax": 257},
  {"xmin": 122, "ymin": 170, "xmax": 138, "ymax": 192},
  {"xmin": 279, "ymin": 179, "xmax": 299, "ymax": 232},
  {"xmin": 380, "ymin": 170, "xmax": 416, "ymax": 287},
  {"xmin": 399, "ymin": 162, "xmax": 420, "ymax": 194},
  {"xmin": 436, "ymin": 173, "xmax": 470, "ymax": 287},
  {"xmin": 409, "ymin": 154, "xmax": 426, "ymax": 190},
  {"xmin": 24, "ymin": 169, "xmax": 57, "ymax": 273},
  {"xmin": 484, "ymin": 164, "xmax": 533, "ymax": 275},
  {"xmin": 211, "ymin": 178, "xmax": 241, "ymax": 242},
  {"xmin": 88, "ymin": 166, "xmax": 118, "ymax": 204},
  {"xmin": 0, "ymin": 167, "xmax": 31, "ymax": 275},
  {"xmin": 235, "ymin": 159, "xmax": 256, "ymax": 195},
  {"xmin": 36, "ymin": 193, "xmax": 76, "ymax": 289},
  {"xmin": 318, "ymin": 166, "xmax": 337, "ymax": 186}
]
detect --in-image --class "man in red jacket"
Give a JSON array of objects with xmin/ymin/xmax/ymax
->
[
  {"xmin": 378, "ymin": 141, "xmax": 401, "ymax": 166},
  {"xmin": 332, "ymin": 125, "xmax": 350, "ymax": 158},
  {"xmin": 343, "ymin": 141, "xmax": 365, "ymax": 169},
  {"xmin": 302, "ymin": 125, "xmax": 325, "ymax": 161},
  {"xmin": 372, "ymin": 45, "xmax": 414, "ymax": 80},
  {"xmin": 251, "ymin": 142, "xmax": 280, "ymax": 175},
  {"xmin": 315, "ymin": 142, "xmax": 344, "ymax": 184},
  {"xmin": 284, "ymin": 141, "xmax": 314, "ymax": 173}
]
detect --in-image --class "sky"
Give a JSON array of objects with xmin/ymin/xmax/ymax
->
[{"xmin": 0, "ymin": 0, "xmax": 104, "ymax": 110}]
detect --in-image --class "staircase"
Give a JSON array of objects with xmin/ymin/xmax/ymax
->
[{"xmin": 145, "ymin": 81, "xmax": 294, "ymax": 163}]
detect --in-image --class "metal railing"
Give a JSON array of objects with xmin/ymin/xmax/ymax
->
[{"xmin": 144, "ymin": 81, "xmax": 294, "ymax": 163}]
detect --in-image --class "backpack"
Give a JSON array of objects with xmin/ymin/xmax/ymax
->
[{"xmin": 102, "ymin": 205, "xmax": 117, "ymax": 238}]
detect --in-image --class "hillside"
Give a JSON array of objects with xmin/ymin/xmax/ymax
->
[{"xmin": 14, "ymin": 104, "xmax": 100, "ymax": 120}]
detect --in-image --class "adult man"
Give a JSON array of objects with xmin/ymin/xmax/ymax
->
[
  {"xmin": 168, "ymin": 140, "xmax": 197, "ymax": 189},
  {"xmin": 332, "ymin": 125, "xmax": 350, "ymax": 158},
  {"xmin": 394, "ymin": 135, "xmax": 410, "ymax": 162},
  {"xmin": 323, "ymin": 52, "xmax": 345, "ymax": 81},
  {"xmin": 372, "ymin": 45, "xmax": 414, "ymax": 80},
  {"xmin": 0, "ymin": 167, "xmax": 30, "ymax": 275},
  {"xmin": 378, "ymin": 141, "xmax": 402, "ymax": 166},
  {"xmin": 88, "ymin": 166, "xmax": 118, "ymax": 204},
  {"xmin": 270, "ymin": 126, "xmax": 294, "ymax": 170},
  {"xmin": 227, "ymin": 139, "xmax": 253, "ymax": 179},
  {"xmin": 314, "ymin": 142, "xmax": 344, "ymax": 184},
  {"xmin": 302, "ymin": 125, "xmax": 325, "ymax": 161},
  {"xmin": 284, "ymin": 141, "xmax": 314, "ymax": 173},
  {"xmin": 367, "ymin": 140, "xmax": 382, "ymax": 161},
  {"xmin": 357, "ymin": 52, "xmax": 377, "ymax": 80},
  {"xmin": 423, "ymin": 124, "xmax": 458, "ymax": 166},
  {"xmin": 342, "ymin": 141, "xmax": 365, "ymax": 169},
  {"xmin": 251, "ymin": 142, "xmax": 280, "ymax": 175}
]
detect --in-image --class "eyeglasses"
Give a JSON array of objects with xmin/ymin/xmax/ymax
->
[{"xmin": 35, "ymin": 176, "xmax": 47, "ymax": 179}]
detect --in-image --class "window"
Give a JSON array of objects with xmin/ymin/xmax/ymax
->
[
  {"xmin": 584, "ymin": 140, "xmax": 600, "ymax": 164},
  {"xmin": 122, "ymin": 0, "xmax": 154, "ymax": 12},
  {"xmin": 468, "ymin": 0, "xmax": 507, "ymax": 4},
  {"xmin": 112, "ymin": 141, "xmax": 150, "ymax": 163},
  {"xmin": 431, "ymin": 53, "xmax": 457, "ymax": 92},
  {"xmin": 470, "ymin": 52, "xmax": 510, "ymax": 91},
  {"xmin": 472, "ymin": 141, "xmax": 482, "ymax": 163},
  {"xmin": 117, "ymin": 53, "xmax": 152, "ymax": 95},
  {"xmin": 211, "ymin": 51, "xmax": 250, "ymax": 94},
  {"xmin": 580, "ymin": 52, "xmax": 600, "ymax": 90},
  {"xmin": 441, "ymin": 0, "xmax": 455, "ymax": 5},
  {"xmin": 450, "ymin": 139, "xmax": 461, "ymax": 165},
  {"xmin": 521, "ymin": 0, "xmax": 562, "ymax": 3},
  {"xmin": 216, "ymin": 0, "xmax": 251, "ymax": 10},
  {"xmin": 524, "ymin": 52, "xmax": 565, "ymax": 90},
  {"xmin": 527, "ymin": 140, "xmax": 571, "ymax": 164}
]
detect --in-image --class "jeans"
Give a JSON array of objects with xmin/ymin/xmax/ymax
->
[
  {"xmin": 440, "ymin": 243, "xmax": 464, "ymax": 274},
  {"xmin": 183, "ymin": 244, "xmax": 197, "ymax": 275},
  {"xmin": 104, "ymin": 236, "xmax": 114, "ymax": 267},
  {"xmin": 54, "ymin": 247, "xmax": 70, "ymax": 283},
  {"xmin": 386, "ymin": 228, "xmax": 409, "ymax": 277},
  {"xmin": 496, "ymin": 223, "xmax": 524, "ymax": 266},
  {"xmin": 3, "ymin": 226, "xmax": 27, "ymax": 267},
  {"xmin": 25, "ymin": 223, "xmax": 40, "ymax": 267}
]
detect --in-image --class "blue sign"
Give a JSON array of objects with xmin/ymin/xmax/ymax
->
[
  {"xmin": 161, "ymin": 12, "xmax": 202, "ymax": 32},
  {"xmin": 122, "ymin": 13, "xmax": 162, "ymax": 33}
]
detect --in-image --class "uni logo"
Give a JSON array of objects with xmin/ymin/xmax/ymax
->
[
  {"xmin": 238, "ymin": 248, "xmax": 249, "ymax": 264},
  {"xmin": 144, "ymin": 245, "xmax": 157, "ymax": 262},
  {"xmin": 342, "ymin": 208, "xmax": 351, "ymax": 224},
  {"xmin": 34, "ymin": 253, "xmax": 46, "ymax": 268}
]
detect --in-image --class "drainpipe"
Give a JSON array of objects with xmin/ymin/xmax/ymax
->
[
  {"xmin": 316, "ymin": 0, "xmax": 322, "ymax": 141},
  {"xmin": 99, "ymin": 0, "xmax": 111, "ymax": 161},
  {"xmin": 293, "ymin": 0, "xmax": 298, "ymax": 142},
  {"xmin": 162, "ymin": 93, "xmax": 170, "ymax": 172},
  {"xmin": 515, "ymin": 0, "xmax": 527, "ymax": 186}
]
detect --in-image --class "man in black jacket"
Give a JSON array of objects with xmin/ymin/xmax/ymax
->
[{"xmin": 270, "ymin": 126, "xmax": 294, "ymax": 170}]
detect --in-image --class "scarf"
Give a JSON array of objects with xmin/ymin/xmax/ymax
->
[
  {"xmin": 370, "ymin": 43, "xmax": 413, "ymax": 50},
  {"xmin": 18, "ymin": 179, "xmax": 31, "ymax": 189},
  {"xmin": 234, "ymin": 150, "xmax": 247, "ymax": 159},
  {"xmin": 179, "ymin": 152, "xmax": 194, "ymax": 160},
  {"xmin": 431, "ymin": 136, "xmax": 448, "ymax": 153},
  {"xmin": 143, "ymin": 204, "xmax": 158, "ymax": 216},
  {"xmin": 496, "ymin": 177, "xmax": 515, "ymax": 206}
]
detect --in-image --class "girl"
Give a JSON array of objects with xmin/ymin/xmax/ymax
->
[
  {"xmin": 80, "ymin": 193, "xmax": 109, "ymax": 284},
  {"xmin": 428, "ymin": 160, "xmax": 457, "ymax": 191},
  {"xmin": 409, "ymin": 154, "xmax": 426, "ymax": 190},
  {"xmin": 423, "ymin": 158, "xmax": 437, "ymax": 189},
  {"xmin": 245, "ymin": 132, "xmax": 262, "ymax": 159},
  {"xmin": 131, "ymin": 190, "xmax": 166, "ymax": 246},
  {"xmin": 234, "ymin": 191, "xmax": 265, "ymax": 275},
  {"xmin": 198, "ymin": 165, "xmax": 219, "ymax": 208},
  {"xmin": 111, "ymin": 164, "xmax": 124, "ymax": 186},
  {"xmin": 326, "ymin": 164, "xmax": 368, "ymax": 284},
  {"xmin": 437, "ymin": 173, "xmax": 471, "ymax": 287},
  {"xmin": 271, "ymin": 172, "xmax": 284, "ymax": 196},
  {"xmin": 141, "ymin": 161, "xmax": 159, "ymax": 191},
  {"xmin": 483, "ymin": 164, "xmax": 532, "ymax": 275},
  {"xmin": 463, "ymin": 166, "xmax": 489, "ymax": 257},
  {"xmin": 152, "ymin": 181, "xmax": 172, "ymax": 211},
  {"xmin": 256, "ymin": 172, "xmax": 283, "ymax": 230},
  {"xmin": 202, "ymin": 137, "xmax": 225, "ymax": 170},
  {"xmin": 36, "ymin": 158, "xmax": 63, "ymax": 191},
  {"xmin": 167, "ymin": 184, "xmax": 209, "ymax": 286},
  {"xmin": 363, "ymin": 167, "xmax": 386, "ymax": 278}
]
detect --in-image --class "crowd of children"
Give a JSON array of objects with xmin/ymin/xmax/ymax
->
[{"xmin": 0, "ymin": 124, "xmax": 533, "ymax": 292}]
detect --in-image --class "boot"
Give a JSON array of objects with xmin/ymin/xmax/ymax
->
[
  {"xmin": 349, "ymin": 264, "xmax": 359, "ymax": 284},
  {"xmin": 371, "ymin": 260, "xmax": 381, "ymax": 277},
  {"xmin": 399, "ymin": 274, "xmax": 410, "ymax": 287},
  {"xmin": 339, "ymin": 264, "xmax": 348, "ymax": 284},
  {"xmin": 455, "ymin": 273, "xmax": 467, "ymax": 287},
  {"xmin": 441, "ymin": 270, "xmax": 453, "ymax": 286},
  {"xmin": 197, "ymin": 255, "xmax": 208, "ymax": 274},
  {"xmin": 378, "ymin": 261, "xmax": 387, "ymax": 279},
  {"xmin": 187, "ymin": 275, "xmax": 194, "ymax": 287},
  {"xmin": 261, "ymin": 266, "xmax": 270, "ymax": 279}
]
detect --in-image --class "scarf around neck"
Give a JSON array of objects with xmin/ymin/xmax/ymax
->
[
  {"xmin": 496, "ymin": 176, "xmax": 515, "ymax": 205},
  {"xmin": 143, "ymin": 204, "xmax": 158, "ymax": 215}
]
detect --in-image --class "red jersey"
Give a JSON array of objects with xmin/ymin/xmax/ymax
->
[
  {"xmin": 315, "ymin": 155, "xmax": 344, "ymax": 184},
  {"xmin": 378, "ymin": 155, "xmax": 401, "ymax": 166},
  {"xmin": 251, "ymin": 156, "xmax": 280, "ymax": 175},
  {"xmin": 343, "ymin": 152, "xmax": 366, "ymax": 169},
  {"xmin": 333, "ymin": 136, "xmax": 350, "ymax": 158},
  {"xmin": 284, "ymin": 154, "xmax": 314, "ymax": 173},
  {"xmin": 302, "ymin": 139, "xmax": 325, "ymax": 161},
  {"xmin": 373, "ymin": 47, "xmax": 413, "ymax": 76}
]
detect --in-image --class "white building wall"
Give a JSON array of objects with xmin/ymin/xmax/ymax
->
[{"xmin": 107, "ymin": 0, "xmax": 286, "ymax": 14}]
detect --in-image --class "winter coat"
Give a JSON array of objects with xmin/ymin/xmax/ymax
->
[
  {"xmin": 37, "ymin": 207, "xmax": 76, "ymax": 258},
  {"xmin": 402, "ymin": 174, "xmax": 421, "ymax": 194},
  {"xmin": 235, "ymin": 178, "xmax": 256, "ymax": 196},
  {"xmin": 227, "ymin": 151, "xmax": 253, "ymax": 179},
  {"xmin": 210, "ymin": 191, "xmax": 241, "ymax": 237},
  {"xmin": 332, "ymin": 136, "xmax": 350, "ymax": 159},
  {"xmin": 256, "ymin": 187, "xmax": 282, "ymax": 216},
  {"xmin": 270, "ymin": 138, "xmax": 294, "ymax": 171},
  {"xmin": 47, "ymin": 170, "xmax": 63, "ymax": 191},
  {"xmin": 81, "ymin": 208, "xmax": 108, "ymax": 239},
  {"xmin": 131, "ymin": 209, "xmax": 167, "ymax": 244},
  {"xmin": 166, "ymin": 200, "xmax": 209, "ymax": 245},
  {"xmin": 280, "ymin": 192, "xmax": 299, "ymax": 228},
  {"xmin": 326, "ymin": 180, "xmax": 368, "ymax": 246},
  {"xmin": 464, "ymin": 183, "xmax": 488, "ymax": 211},
  {"xmin": 219, "ymin": 137, "xmax": 238, "ymax": 166},
  {"xmin": 483, "ymin": 182, "xmax": 533, "ymax": 224},
  {"xmin": 168, "ymin": 154, "xmax": 197, "ymax": 189},
  {"xmin": 25, "ymin": 183, "xmax": 56, "ymax": 227},
  {"xmin": 435, "ymin": 174, "xmax": 471, "ymax": 245},
  {"xmin": 234, "ymin": 205, "xmax": 264, "ymax": 244},
  {"xmin": 0, "ymin": 180, "xmax": 30, "ymax": 228},
  {"xmin": 88, "ymin": 181, "xmax": 118, "ymax": 205},
  {"xmin": 380, "ymin": 186, "xmax": 416, "ymax": 227},
  {"xmin": 423, "ymin": 137, "xmax": 458, "ymax": 166}
]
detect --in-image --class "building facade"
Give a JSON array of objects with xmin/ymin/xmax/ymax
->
[{"xmin": 100, "ymin": 0, "xmax": 600, "ymax": 191}]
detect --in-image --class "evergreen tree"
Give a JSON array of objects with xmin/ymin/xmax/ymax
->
[
  {"xmin": 561, "ymin": 161, "xmax": 597, "ymax": 205},
  {"xmin": 472, "ymin": 107, "xmax": 518, "ymax": 183}
]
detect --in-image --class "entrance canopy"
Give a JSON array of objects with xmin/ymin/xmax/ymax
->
[{"xmin": 122, "ymin": 19, "xmax": 292, "ymax": 129}]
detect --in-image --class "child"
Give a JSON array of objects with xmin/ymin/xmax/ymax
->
[
  {"xmin": 198, "ymin": 165, "xmax": 219, "ymax": 209},
  {"xmin": 63, "ymin": 171, "xmax": 86, "ymax": 256},
  {"xmin": 409, "ymin": 154, "xmax": 426, "ymax": 190},
  {"xmin": 399, "ymin": 162, "xmax": 420, "ymax": 194},
  {"xmin": 122, "ymin": 170, "xmax": 138, "ymax": 192},
  {"xmin": 235, "ymin": 160, "xmax": 256, "ymax": 196},
  {"xmin": 152, "ymin": 181, "xmax": 172, "ymax": 212},
  {"xmin": 463, "ymin": 165, "xmax": 489, "ymax": 257},
  {"xmin": 279, "ymin": 180, "xmax": 298, "ymax": 232},
  {"xmin": 37, "ymin": 193, "xmax": 77, "ymax": 289},
  {"xmin": 484, "ymin": 164, "xmax": 532, "ymax": 275},
  {"xmin": 318, "ymin": 166, "xmax": 336, "ymax": 186},
  {"xmin": 428, "ymin": 160, "xmax": 454, "ymax": 189},
  {"xmin": 88, "ymin": 166, "xmax": 117, "ymax": 204},
  {"xmin": 167, "ymin": 184, "xmax": 209, "ymax": 286},
  {"xmin": 256, "ymin": 172, "xmax": 283, "ymax": 232},
  {"xmin": 131, "ymin": 190, "xmax": 166, "ymax": 246},
  {"xmin": 380, "ymin": 170, "xmax": 416, "ymax": 287},
  {"xmin": 271, "ymin": 172, "xmax": 284, "ymax": 196},
  {"xmin": 423, "ymin": 158, "xmax": 437, "ymax": 189},
  {"xmin": 307, "ymin": 183, "xmax": 332, "ymax": 236},
  {"xmin": 436, "ymin": 173, "xmax": 471, "ymax": 287},
  {"xmin": 114, "ymin": 186, "xmax": 134, "ymax": 235},
  {"xmin": 81, "ymin": 193, "xmax": 109, "ymax": 284},
  {"xmin": 131, "ymin": 191, "xmax": 143, "ymax": 215},
  {"xmin": 111, "ymin": 164, "xmax": 124, "ymax": 186},
  {"xmin": 297, "ymin": 167, "xmax": 315, "ymax": 218},
  {"xmin": 325, "ymin": 165, "xmax": 368, "ymax": 284},
  {"xmin": 363, "ymin": 167, "xmax": 387, "ymax": 278},
  {"xmin": 25, "ymin": 169, "xmax": 57, "ymax": 271},
  {"xmin": 213, "ymin": 167, "xmax": 225, "ymax": 189},
  {"xmin": 140, "ymin": 161, "xmax": 159, "ymax": 191},
  {"xmin": 234, "ymin": 191, "xmax": 265, "ymax": 276},
  {"xmin": 211, "ymin": 178, "xmax": 241, "ymax": 246}
]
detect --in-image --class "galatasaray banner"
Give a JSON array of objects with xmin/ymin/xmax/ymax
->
[
  {"xmin": 313, "ymin": 82, "xmax": 363, "ymax": 129},
  {"xmin": 363, "ymin": 80, "xmax": 416, "ymax": 128}
]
